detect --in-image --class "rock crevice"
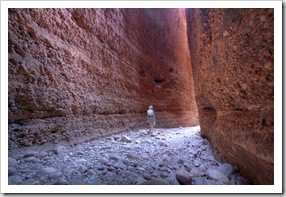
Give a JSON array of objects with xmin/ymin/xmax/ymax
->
[{"xmin": 8, "ymin": 8, "xmax": 274, "ymax": 185}]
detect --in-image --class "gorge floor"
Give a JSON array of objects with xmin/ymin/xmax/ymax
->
[{"xmin": 8, "ymin": 126, "xmax": 251, "ymax": 185}]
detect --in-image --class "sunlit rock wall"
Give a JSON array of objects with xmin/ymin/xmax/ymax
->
[
  {"xmin": 185, "ymin": 8, "xmax": 274, "ymax": 184},
  {"xmin": 8, "ymin": 8, "xmax": 198, "ymax": 150}
]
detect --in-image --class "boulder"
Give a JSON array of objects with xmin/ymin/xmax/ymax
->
[
  {"xmin": 206, "ymin": 169, "xmax": 229, "ymax": 184},
  {"xmin": 175, "ymin": 168, "xmax": 193, "ymax": 185},
  {"xmin": 217, "ymin": 163, "xmax": 234, "ymax": 177},
  {"xmin": 121, "ymin": 136, "xmax": 132, "ymax": 143}
]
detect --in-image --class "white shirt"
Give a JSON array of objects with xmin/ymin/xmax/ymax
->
[{"xmin": 147, "ymin": 109, "xmax": 154, "ymax": 116}]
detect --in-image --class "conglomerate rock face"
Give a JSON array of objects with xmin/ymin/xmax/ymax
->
[
  {"xmin": 8, "ymin": 9, "xmax": 198, "ymax": 150},
  {"xmin": 185, "ymin": 8, "xmax": 274, "ymax": 184}
]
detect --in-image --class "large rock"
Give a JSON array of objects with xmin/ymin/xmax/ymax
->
[
  {"xmin": 218, "ymin": 163, "xmax": 234, "ymax": 177},
  {"xmin": 126, "ymin": 153, "xmax": 139, "ymax": 160},
  {"xmin": 8, "ymin": 175, "xmax": 23, "ymax": 185},
  {"xmin": 54, "ymin": 146, "xmax": 68, "ymax": 155},
  {"xmin": 8, "ymin": 167, "xmax": 17, "ymax": 176},
  {"xmin": 134, "ymin": 175, "xmax": 147, "ymax": 185},
  {"xmin": 23, "ymin": 156, "xmax": 39, "ymax": 163},
  {"xmin": 186, "ymin": 8, "xmax": 274, "ymax": 184},
  {"xmin": 206, "ymin": 169, "xmax": 229, "ymax": 184},
  {"xmin": 189, "ymin": 167, "xmax": 200, "ymax": 177},
  {"xmin": 38, "ymin": 167, "xmax": 58, "ymax": 177},
  {"xmin": 8, "ymin": 157, "xmax": 18, "ymax": 166},
  {"xmin": 8, "ymin": 8, "xmax": 198, "ymax": 151},
  {"xmin": 175, "ymin": 168, "xmax": 193, "ymax": 185},
  {"xmin": 23, "ymin": 150, "xmax": 38, "ymax": 158},
  {"xmin": 120, "ymin": 136, "xmax": 132, "ymax": 143}
]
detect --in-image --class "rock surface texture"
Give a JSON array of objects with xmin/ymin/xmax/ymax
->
[
  {"xmin": 8, "ymin": 9, "xmax": 198, "ymax": 150},
  {"xmin": 185, "ymin": 8, "xmax": 274, "ymax": 184},
  {"xmin": 8, "ymin": 8, "xmax": 274, "ymax": 186}
]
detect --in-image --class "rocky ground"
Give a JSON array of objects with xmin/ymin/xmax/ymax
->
[{"xmin": 8, "ymin": 126, "xmax": 251, "ymax": 185}]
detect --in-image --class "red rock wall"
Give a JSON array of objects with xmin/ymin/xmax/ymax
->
[
  {"xmin": 185, "ymin": 8, "xmax": 274, "ymax": 184},
  {"xmin": 8, "ymin": 9, "xmax": 198, "ymax": 150}
]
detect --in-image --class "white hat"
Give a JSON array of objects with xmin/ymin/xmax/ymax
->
[{"xmin": 148, "ymin": 105, "xmax": 153, "ymax": 109}]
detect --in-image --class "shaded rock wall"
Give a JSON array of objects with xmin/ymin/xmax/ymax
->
[
  {"xmin": 8, "ymin": 8, "xmax": 198, "ymax": 150},
  {"xmin": 185, "ymin": 8, "xmax": 274, "ymax": 184}
]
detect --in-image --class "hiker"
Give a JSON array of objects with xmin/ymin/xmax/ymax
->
[{"xmin": 147, "ymin": 105, "xmax": 156, "ymax": 133}]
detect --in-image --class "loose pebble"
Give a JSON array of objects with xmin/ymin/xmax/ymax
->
[{"xmin": 7, "ymin": 126, "xmax": 251, "ymax": 185}]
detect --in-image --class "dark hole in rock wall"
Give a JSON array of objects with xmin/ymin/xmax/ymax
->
[
  {"xmin": 169, "ymin": 67, "xmax": 174, "ymax": 72},
  {"xmin": 8, "ymin": 8, "xmax": 199, "ymax": 151},
  {"xmin": 154, "ymin": 77, "xmax": 165, "ymax": 84}
]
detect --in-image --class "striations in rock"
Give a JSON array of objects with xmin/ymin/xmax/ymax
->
[
  {"xmin": 8, "ymin": 8, "xmax": 198, "ymax": 150},
  {"xmin": 8, "ymin": 8, "xmax": 274, "ymax": 186},
  {"xmin": 185, "ymin": 8, "xmax": 274, "ymax": 184}
]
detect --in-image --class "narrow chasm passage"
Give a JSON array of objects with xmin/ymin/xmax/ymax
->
[{"xmin": 8, "ymin": 126, "xmax": 251, "ymax": 185}]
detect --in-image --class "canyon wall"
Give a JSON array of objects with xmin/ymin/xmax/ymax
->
[
  {"xmin": 185, "ymin": 8, "xmax": 274, "ymax": 184},
  {"xmin": 8, "ymin": 8, "xmax": 198, "ymax": 151}
]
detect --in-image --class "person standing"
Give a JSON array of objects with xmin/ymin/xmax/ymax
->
[{"xmin": 147, "ymin": 105, "xmax": 156, "ymax": 133}]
